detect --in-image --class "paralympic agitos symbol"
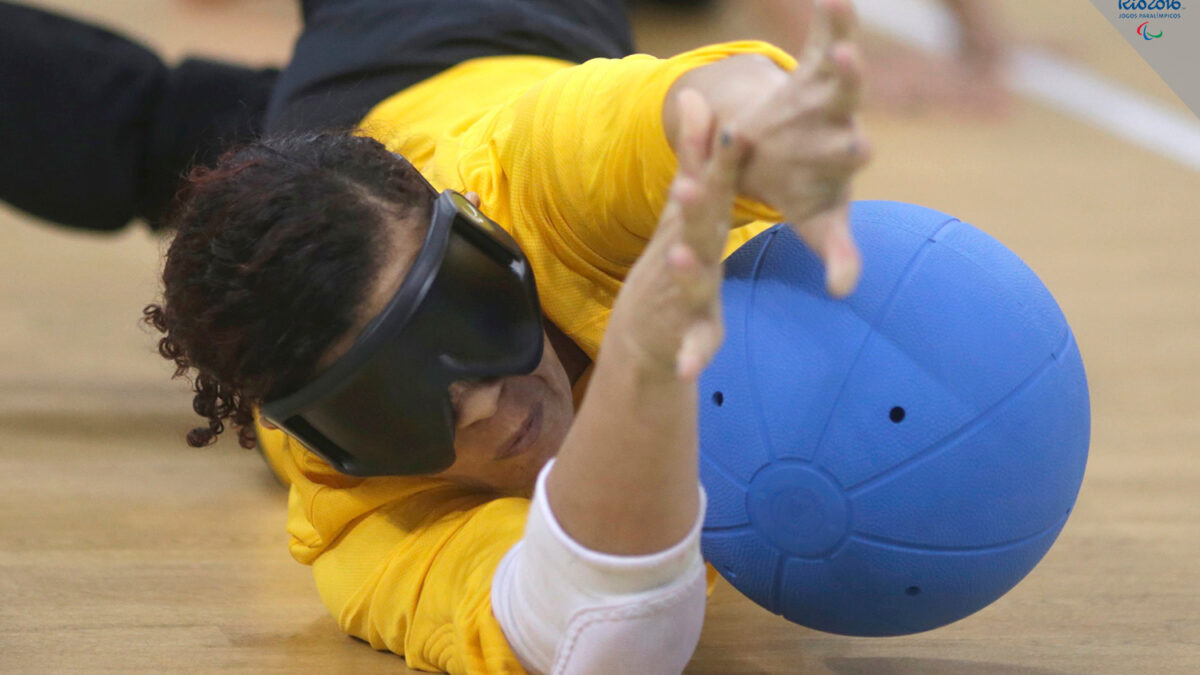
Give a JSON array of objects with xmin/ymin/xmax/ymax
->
[{"xmin": 1137, "ymin": 21, "xmax": 1163, "ymax": 39}]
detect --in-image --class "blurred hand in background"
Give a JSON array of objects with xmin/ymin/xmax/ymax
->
[
  {"xmin": 861, "ymin": 0, "xmax": 1010, "ymax": 116},
  {"xmin": 637, "ymin": 0, "xmax": 1012, "ymax": 117}
]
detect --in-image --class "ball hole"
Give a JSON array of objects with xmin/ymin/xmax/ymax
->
[
  {"xmin": 905, "ymin": 586, "xmax": 921, "ymax": 596},
  {"xmin": 889, "ymin": 406, "xmax": 906, "ymax": 423},
  {"xmin": 712, "ymin": 391, "xmax": 724, "ymax": 406}
]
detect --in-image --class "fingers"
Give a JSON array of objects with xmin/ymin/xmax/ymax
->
[
  {"xmin": 804, "ymin": 37, "xmax": 865, "ymax": 296},
  {"xmin": 676, "ymin": 310, "xmax": 724, "ymax": 381},
  {"xmin": 705, "ymin": 127, "xmax": 748, "ymax": 201},
  {"xmin": 818, "ymin": 124, "xmax": 871, "ymax": 171},
  {"xmin": 683, "ymin": 127, "xmax": 748, "ymax": 255},
  {"xmin": 760, "ymin": 1, "xmax": 864, "ymax": 296},
  {"xmin": 791, "ymin": 0, "xmax": 862, "ymax": 117},
  {"xmin": 666, "ymin": 240, "xmax": 723, "ymax": 382},
  {"xmin": 823, "ymin": 0, "xmax": 857, "ymax": 44},
  {"xmin": 671, "ymin": 90, "xmax": 749, "ymax": 263},
  {"xmin": 823, "ymin": 210, "xmax": 861, "ymax": 298},
  {"xmin": 791, "ymin": 201, "xmax": 861, "ymax": 298},
  {"xmin": 662, "ymin": 232, "xmax": 727, "ymax": 380},
  {"xmin": 663, "ymin": 92, "xmax": 752, "ymax": 380},
  {"xmin": 797, "ymin": 0, "xmax": 857, "ymax": 71},
  {"xmin": 667, "ymin": 240, "xmax": 722, "ymax": 313},
  {"xmin": 675, "ymin": 88, "xmax": 716, "ymax": 178},
  {"xmin": 827, "ymin": 43, "xmax": 864, "ymax": 118},
  {"xmin": 796, "ymin": 40, "xmax": 863, "ymax": 120}
]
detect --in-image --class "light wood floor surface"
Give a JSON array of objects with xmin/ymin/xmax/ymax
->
[{"xmin": 2, "ymin": 1, "xmax": 1198, "ymax": 672}]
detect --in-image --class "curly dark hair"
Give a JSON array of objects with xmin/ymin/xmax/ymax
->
[{"xmin": 143, "ymin": 132, "xmax": 434, "ymax": 449}]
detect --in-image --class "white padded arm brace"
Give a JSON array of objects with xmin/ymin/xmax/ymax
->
[{"xmin": 491, "ymin": 460, "xmax": 708, "ymax": 675}]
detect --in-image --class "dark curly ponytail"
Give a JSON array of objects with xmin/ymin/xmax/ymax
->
[{"xmin": 144, "ymin": 132, "xmax": 434, "ymax": 449}]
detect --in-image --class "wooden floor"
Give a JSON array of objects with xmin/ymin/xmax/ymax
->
[{"xmin": 2, "ymin": 1, "xmax": 1199, "ymax": 672}]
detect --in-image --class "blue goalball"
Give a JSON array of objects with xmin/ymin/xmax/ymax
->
[{"xmin": 698, "ymin": 201, "xmax": 1090, "ymax": 637}]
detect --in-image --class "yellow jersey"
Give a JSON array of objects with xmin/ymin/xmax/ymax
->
[{"xmin": 257, "ymin": 41, "xmax": 794, "ymax": 674}]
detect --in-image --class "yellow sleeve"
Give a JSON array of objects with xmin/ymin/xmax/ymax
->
[
  {"xmin": 259, "ymin": 424, "xmax": 529, "ymax": 674},
  {"xmin": 498, "ymin": 41, "xmax": 795, "ymax": 270},
  {"xmin": 312, "ymin": 492, "xmax": 530, "ymax": 674}
]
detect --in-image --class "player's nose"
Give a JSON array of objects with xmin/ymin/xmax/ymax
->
[{"xmin": 449, "ymin": 378, "xmax": 504, "ymax": 430}]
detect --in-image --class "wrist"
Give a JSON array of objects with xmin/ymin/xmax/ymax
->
[{"xmin": 603, "ymin": 327, "xmax": 683, "ymax": 384}]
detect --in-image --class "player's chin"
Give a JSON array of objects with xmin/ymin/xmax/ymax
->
[{"xmin": 500, "ymin": 428, "xmax": 565, "ymax": 496}]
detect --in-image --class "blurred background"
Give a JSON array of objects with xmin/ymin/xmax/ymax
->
[{"xmin": 1, "ymin": 1, "xmax": 1198, "ymax": 672}]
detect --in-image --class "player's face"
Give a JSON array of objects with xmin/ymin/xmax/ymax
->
[
  {"xmin": 438, "ymin": 332, "xmax": 574, "ymax": 495},
  {"xmin": 316, "ymin": 195, "xmax": 574, "ymax": 492}
]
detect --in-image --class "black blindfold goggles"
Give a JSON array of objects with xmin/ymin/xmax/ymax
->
[{"xmin": 260, "ymin": 170, "xmax": 544, "ymax": 477}]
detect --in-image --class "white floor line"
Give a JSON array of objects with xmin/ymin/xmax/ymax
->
[{"xmin": 854, "ymin": 0, "xmax": 1200, "ymax": 173}]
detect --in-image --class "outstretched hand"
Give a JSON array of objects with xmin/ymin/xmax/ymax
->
[
  {"xmin": 734, "ymin": 0, "xmax": 869, "ymax": 297},
  {"xmin": 609, "ymin": 89, "xmax": 748, "ymax": 381}
]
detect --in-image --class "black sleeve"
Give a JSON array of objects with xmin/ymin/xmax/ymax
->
[{"xmin": 0, "ymin": 2, "xmax": 277, "ymax": 231}]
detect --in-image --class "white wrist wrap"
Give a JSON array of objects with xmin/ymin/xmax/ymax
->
[{"xmin": 492, "ymin": 460, "xmax": 708, "ymax": 675}]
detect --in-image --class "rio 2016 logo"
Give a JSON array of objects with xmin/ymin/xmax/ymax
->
[
  {"xmin": 1119, "ymin": 0, "xmax": 1183, "ymax": 9},
  {"xmin": 1137, "ymin": 21, "xmax": 1164, "ymax": 38}
]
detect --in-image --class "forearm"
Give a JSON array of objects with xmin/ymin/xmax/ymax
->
[
  {"xmin": 501, "ymin": 327, "xmax": 711, "ymax": 669},
  {"xmin": 544, "ymin": 72, "xmax": 747, "ymax": 559},
  {"xmin": 546, "ymin": 336, "xmax": 700, "ymax": 555}
]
